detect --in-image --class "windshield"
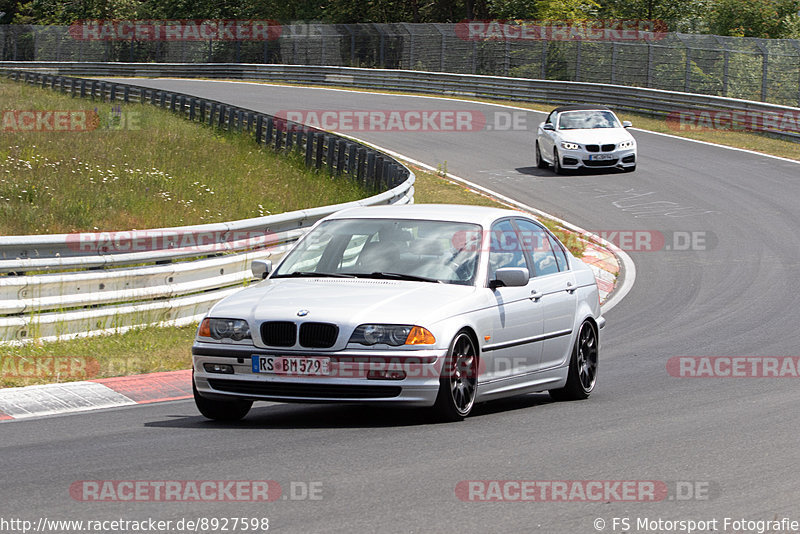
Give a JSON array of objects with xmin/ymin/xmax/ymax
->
[
  {"xmin": 273, "ymin": 218, "xmax": 482, "ymax": 286},
  {"xmin": 558, "ymin": 110, "xmax": 621, "ymax": 130}
]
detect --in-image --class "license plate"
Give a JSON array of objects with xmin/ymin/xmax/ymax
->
[
  {"xmin": 589, "ymin": 154, "xmax": 615, "ymax": 160},
  {"xmin": 251, "ymin": 355, "xmax": 331, "ymax": 376}
]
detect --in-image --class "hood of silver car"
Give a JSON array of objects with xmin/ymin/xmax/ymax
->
[{"xmin": 209, "ymin": 277, "xmax": 480, "ymax": 328}]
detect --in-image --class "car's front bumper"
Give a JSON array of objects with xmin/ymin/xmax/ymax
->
[
  {"xmin": 559, "ymin": 148, "xmax": 636, "ymax": 169},
  {"xmin": 192, "ymin": 342, "xmax": 448, "ymax": 407}
]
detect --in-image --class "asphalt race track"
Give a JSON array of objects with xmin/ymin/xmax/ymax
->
[{"xmin": 2, "ymin": 79, "xmax": 800, "ymax": 533}]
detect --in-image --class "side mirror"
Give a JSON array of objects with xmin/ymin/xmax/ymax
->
[
  {"xmin": 251, "ymin": 259, "xmax": 272, "ymax": 280},
  {"xmin": 490, "ymin": 267, "xmax": 529, "ymax": 289},
  {"xmin": 542, "ymin": 123, "xmax": 555, "ymax": 131},
  {"xmin": 622, "ymin": 121, "xmax": 632, "ymax": 128}
]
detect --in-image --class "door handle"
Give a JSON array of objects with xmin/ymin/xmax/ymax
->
[
  {"xmin": 530, "ymin": 290, "xmax": 543, "ymax": 301},
  {"xmin": 566, "ymin": 282, "xmax": 576, "ymax": 294}
]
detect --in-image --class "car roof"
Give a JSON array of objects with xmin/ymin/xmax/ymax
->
[
  {"xmin": 553, "ymin": 104, "xmax": 612, "ymax": 113},
  {"xmin": 327, "ymin": 204, "xmax": 532, "ymax": 226}
]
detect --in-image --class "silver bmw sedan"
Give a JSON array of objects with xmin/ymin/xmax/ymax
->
[{"xmin": 192, "ymin": 204, "xmax": 605, "ymax": 422}]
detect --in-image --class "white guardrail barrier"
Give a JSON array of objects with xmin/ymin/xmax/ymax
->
[{"xmin": 0, "ymin": 69, "xmax": 415, "ymax": 343}]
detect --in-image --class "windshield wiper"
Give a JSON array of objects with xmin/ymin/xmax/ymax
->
[
  {"xmin": 351, "ymin": 272, "xmax": 442, "ymax": 283},
  {"xmin": 275, "ymin": 271, "xmax": 356, "ymax": 278}
]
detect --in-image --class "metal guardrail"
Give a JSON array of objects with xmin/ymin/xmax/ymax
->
[
  {"xmin": 0, "ymin": 69, "xmax": 415, "ymax": 343},
  {"xmin": 2, "ymin": 62, "xmax": 798, "ymax": 142}
]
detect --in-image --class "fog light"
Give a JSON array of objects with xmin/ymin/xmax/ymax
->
[
  {"xmin": 204, "ymin": 363, "xmax": 234, "ymax": 374},
  {"xmin": 367, "ymin": 370, "xmax": 406, "ymax": 380}
]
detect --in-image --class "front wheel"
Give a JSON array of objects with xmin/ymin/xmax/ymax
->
[
  {"xmin": 549, "ymin": 321, "xmax": 598, "ymax": 401},
  {"xmin": 193, "ymin": 380, "xmax": 253, "ymax": 421},
  {"xmin": 432, "ymin": 331, "xmax": 478, "ymax": 421},
  {"xmin": 553, "ymin": 149, "xmax": 565, "ymax": 175}
]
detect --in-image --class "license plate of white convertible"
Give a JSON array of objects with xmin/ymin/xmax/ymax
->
[
  {"xmin": 589, "ymin": 154, "xmax": 615, "ymax": 160},
  {"xmin": 251, "ymin": 355, "xmax": 331, "ymax": 375}
]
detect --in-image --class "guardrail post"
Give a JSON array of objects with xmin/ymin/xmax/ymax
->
[
  {"xmin": 170, "ymin": 93, "xmax": 178, "ymax": 111},
  {"xmin": 305, "ymin": 131, "xmax": 315, "ymax": 167},
  {"xmin": 218, "ymin": 105, "xmax": 226, "ymax": 128},
  {"xmin": 246, "ymin": 112, "xmax": 254, "ymax": 132},
  {"xmin": 326, "ymin": 138, "xmax": 336, "ymax": 175},
  {"xmin": 337, "ymin": 141, "xmax": 346, "ymax": 175},
  {"xmin": 316, "ymin": 134, "xmax": 325, "ymax": 169},
  {"xmin": 109, "ymin": 84, "xmax": 117, "ymax": 101},
  {"xmin": 199, "ymin": 101, "xmax": 207, "ymax": 123},
  {"xmin": 274, "ymin": 122, "xmax": 283, "ymax": 150},
  {"xmin": 265, "ymin": 116, "xmax": 274, "ymax": 145},
  {"xmin": 255, "ymin": 115, "xmax": 264, "ymax": 144},
  {"xmin": 357, "ymin": 148, "xmax": 366, "ymax": 183},
  {"xmin": 189, "ymin": 98, "xmax": 196, "ymax": 121},
  {"xmin": 347, "ymin": 144, "xmax": 357, "ymax": 176},
  {"xmin": 366, "ymin": 152, "xmax": 376, "ymax": 188},
  {"xmin": 237, "ymin": 109, "xmax": 244, "ymax": 131},
  {"xmin": 286, "ymin": 127, "xmax": 294, "ymax": 151},
  {"xmin": 375, "ymin": 156, "xmax": 384, "ymax": 188}
]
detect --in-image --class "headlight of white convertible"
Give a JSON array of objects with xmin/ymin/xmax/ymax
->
[
  {"xmin": 617, "ymin": 140, "xmax": 635, "ymax": 149},
  {"xmin": 560, "ymin": 141, "xmax": 580, "ymax": 150}
]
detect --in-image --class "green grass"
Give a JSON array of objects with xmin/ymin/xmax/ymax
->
[
  {"xmin": 0, "ymin": 79, "xmax": 366, "ymax": 235},
  {"xmin": 0, "ymin": 326, "xmax": 196, "ymax": 388}
]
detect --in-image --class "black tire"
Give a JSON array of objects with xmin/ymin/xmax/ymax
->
[
  {"xmin": 549, "ymin": 321, "xmax": 598, "ymax": 401},
  {"xmin": 553, "ymin": 149, "xmax": 565, "ymax": 175},
  {"xmin": 193, "ymin": 380, "xmax": 252, "ymax": 421},
  {"xmin": 432, "ymin": 331, "xmax": 478, "ymax": 422},
  {"xmin": 535, "ymin": 141, "xmax": 548, "ymax": 169}
]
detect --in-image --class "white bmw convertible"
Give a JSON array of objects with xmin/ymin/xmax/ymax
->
[{"xmin": 535, "ymin": 105, "xmax": 637, "ymax": 174}]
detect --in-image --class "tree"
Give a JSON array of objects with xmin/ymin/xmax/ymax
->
[{"xmin": 707, "ymin": 0, "xmax": 800, "ymax": 38}]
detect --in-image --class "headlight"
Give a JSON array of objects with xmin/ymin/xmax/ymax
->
[
  {"xmin": 198, "ymin": 318, "xmax": 251, "ymax": 341},
  {"xmin": 618, "ymin": 140, "xmax": 634, "ymax": 149},
  {"xmin": 560, "ymin": 141, "xmax": 580, "ymax": 150},
  {"xmin": 350, "ymin": 324, "xmax": 436, "ymax": 346}
]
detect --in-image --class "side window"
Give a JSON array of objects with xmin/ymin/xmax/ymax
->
[
  {"xmin": 487, "ymin": 220, "xmax": 530, "ymax": 282},
  {"xmin": 548, "ymin": 234, "xmax": 569, "ymax": 271},
  {"xmin": 514, "ymin": 218, "xmax": 560, "ymax": 277},
  {"xmin": 545, "ymin": 111, "xmax": 556, "ymax": 125}
]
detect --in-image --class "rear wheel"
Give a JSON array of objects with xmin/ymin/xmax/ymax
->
[
  {"xmin": 549, "ymin": 321, "xmax": 598, "ymax": 401},
  {"xmin": 193, "ymin": 379, "xmax": 252, "ymax": 421},
  {"xmin": 433, "ymin": 331, "xmax": 478, "ymax": 421},
  {"xmin": 535, "ymin": 141, "xmax": 548, "ymax": 169}
]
